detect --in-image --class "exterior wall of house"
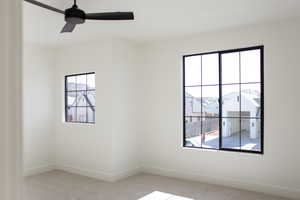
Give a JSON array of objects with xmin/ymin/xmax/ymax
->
[{"xmin": 222, "ymin": 93, "xmax": 259, "ymax": 138}]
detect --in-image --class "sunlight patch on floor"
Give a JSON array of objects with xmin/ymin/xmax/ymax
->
[
  {"xmin": 138, "ymin": 191, "xmax": 194, "ymax": 200},
  {"xmin": 241, "ymin": 143, "xmax": 256, "ymax": 150}
]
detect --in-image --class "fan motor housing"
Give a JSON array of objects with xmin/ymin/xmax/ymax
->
[{"xmin": 65, "ymin": 6, "xmax": 85, "ymax": 24}]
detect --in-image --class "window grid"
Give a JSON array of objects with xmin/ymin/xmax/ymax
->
[
  {"xmin": 65, "ymin": 72, "xmax": 95, "ymax": 124},
  {"xmin": 183, "ymin": 46, "xmax": 264, "ymax": 154}
]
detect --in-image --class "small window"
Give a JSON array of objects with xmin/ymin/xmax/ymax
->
[
  {"xmin": 65, "ymin": 72, "xmax": 96, "ymax": 124},
  {"xmin": 183, "ymin": 46, "xmax": 264, "ymax": 154}
]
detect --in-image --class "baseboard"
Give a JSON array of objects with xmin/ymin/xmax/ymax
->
[
  {"xmin": 56, "ymin": 165, "xmax": 141, "ymax": 182},
  {"xmin": 141, "ymin": 165, "xmax": 300, "ymax": 200},
  {"xmin": 24, "ymin": 164, "xmax": 55, "ymax": 177},
  {"xmin": 56, "ymin": 165, "xmax": 113, "ymax": 181},
  {"xmin": 110, "ymin": 167, "xmax": 141, "ymax": 182}
]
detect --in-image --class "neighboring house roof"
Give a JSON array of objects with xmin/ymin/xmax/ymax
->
[
  {"xmin": 68, "ymin": 97, "xmax": 76, "ymax": 106},
  {"xmin": 68, "ymin": 91, "xmax": 95, "ymax": 109},
  {"xmin": 223, "ymin": 92, "xmax": 260, "ymax": 108},
  {"xmin": 185, "ymin": 92, "xmax": 219, "ymax": 116},
  {"xmin": 242, "ymin": 93, "xmax": 260, "ymax": 107}
]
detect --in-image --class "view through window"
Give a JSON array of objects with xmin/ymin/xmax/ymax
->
[
  {"xmin": 65, "ymin": 72, "xmax": 96, "ymax": 124},
  {"xmin": 183, "ymin": 46, "xmax": 263, "ymax": 153}
]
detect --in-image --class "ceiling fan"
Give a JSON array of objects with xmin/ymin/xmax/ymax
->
[{"xmin": 24, "ymin": 0, "xmax": 134, "ymax": 33}]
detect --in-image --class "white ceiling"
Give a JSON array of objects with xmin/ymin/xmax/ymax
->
[{"xmin": 23, "ymin": 0, "xmax": 300, "ymax": 46}]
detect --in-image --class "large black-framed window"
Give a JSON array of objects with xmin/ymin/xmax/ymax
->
[
  {"xmin": 65, "ymin": 72, "xmax": 96, "ymax": 124},
  {"xmin": 183, "ymin": 46, "xmax": 264, "ymax": 154}
]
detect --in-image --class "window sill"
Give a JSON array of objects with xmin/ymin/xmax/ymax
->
[
  {"xmin": 182, "ymin": 146, "xmax": 264, "ymax": 155},
  {"xmin": 61, "ymin": 121, "xmax": 95, "ymax": 126}
]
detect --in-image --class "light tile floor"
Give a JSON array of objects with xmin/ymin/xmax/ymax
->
[{"xmin": 23, "ymin": 170, "xmax": 291, "ymax": 200}]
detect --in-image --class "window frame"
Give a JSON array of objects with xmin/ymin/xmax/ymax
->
[
  {"xmin": 183, "ymin": 46, "xmax": 264, "ymax": 154},
  {"xmin": 65, "ymin": 72, "xmax": 96, "ymax": 124}
]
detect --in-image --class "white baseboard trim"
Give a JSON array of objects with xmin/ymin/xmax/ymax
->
[
  {"xmin": 56, "ymin": 165, "xmax": 141, "ymax": 182},
  {"xmin": 56, "ymin": 165, "xmax": 113, "ymax": 181},
  {"xmin": 141, "ymin": 166, "xmax": 300, "ymax": 200},
  {"xmin": 24, "ymin": 164, "xmax": 55, "ymax": 177},
  {"xmin": 110, "ymin": 167, "xmax": 142, "ymax": 182}
]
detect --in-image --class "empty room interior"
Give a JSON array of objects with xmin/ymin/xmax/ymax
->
[{"xmin": 13, "ymin": 0, "xmax": 300, "ymax": 199}]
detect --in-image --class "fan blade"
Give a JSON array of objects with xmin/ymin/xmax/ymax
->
[
  {"xmin": 85, "ymin": 12, "xmax": 134, "ymax": 20},
  {"xmin": 61, "ymin": 23, "xmax": 76, "ymax": 33},
  {"xmin": 24, "ymin": 0, "xmax": 64, "ymax": 14}
]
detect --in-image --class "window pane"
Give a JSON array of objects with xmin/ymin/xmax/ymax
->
[
  {"xmin": 66, "ymin": 107, "xmax": 76, "ymax": 122},
  {"xmin": 76, "ymin": 74, "xmax": 87, "ymax": 90},
  {"xmin": 67, "ymin": 76, "xmax": 76, "ymax": 91},
  {"xmin": 241, "ymin": 50, "xmax": 261, "ymax": 83},
  {"xmin": 87, "ymin": 91, "xmax": 96, "ymax": 107},
  {"xmin": 221, "ymin": 52, "xmax": 240, "ymax": 84},
  {"xmin": 241, "ymin": 118, "xmax": 261, "ymax": 151},
  {"xmin": 222, "ymin": 84, "xmax": 240, "ymax": 117},
  {"xmin": 202, "ymin": 118, "xmax": 219, "ymax": 149},
  {"xmin": 67, "ymin": 92, "xmax": 77, "ymax": 106},
  {"xmin": 221, "ymin": 118, "xmax": 240, "ymax": 149},
  {"xmin": 87, "ymin": 107, "xmax": 95, "ymax": 123},
  {"xmin": 76, "ymin": 91, "xmax": 87, "ymax": 107},
  {"xmin": 202, "ymin": 86, "xmax": 219, "ymax": 117},
  {"xmin": 241, "ymin": 83, "xmax": 261, "ymax": 118},
  {"xmin": 202, "ymin": 53, "xmax": 219, "ymax": 85},
  {"xmin": 87, "ymin": 74, "xmax": 95, "ymax": 90},
  {"xmin": 77, "ymin": 107, "xmax": 87, "ymax": 123},
  {"xmin": 184, "ymin": 56, "xmax": 201, "ymax": 86},
  {"xmin": 185, "ymin": 117, "xmax": 202, "ymax": 147},
  {"xmin": 185, "ymin": 87, "xmax": 201, "ymax": 116}
]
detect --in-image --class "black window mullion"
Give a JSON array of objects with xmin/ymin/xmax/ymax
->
[
  {"xmin": 75, "ymin": 75, "xmax": 78, "ymax": 122},
  {"xmin": 86, "ymin": 74, "xmax": 88, "ymax": 123},
  {"xmin": 260, "ymin": 47, "xmax": 264, "ymax": 153},
  {"xmin": 64, "ymin": 76, "xmax": 68, "ymax": 121},
  {"xmin": 200, "ymin": 55, "xmax": 203, "ymax": 148},
  {"xmin": 66, "ymin": 89, "xmax": 96, "ymax": 92},
  {"xmin": 218, "ymin": 53, "xmax": 222, "ymax": 150},
  {"xmin": 239, "ymin": 52, "xmax": 242, "ymax": 150},
  {"xmin": 185, "ymin": 82, "xmax": 262, "ymax": 88},
  {"xmin": 92, "ymin": 106, "xmax": 95, "ymax": 122},
  {"xmin": 183, "ymin": 57, "xmax": 186, "ymax": 146}
]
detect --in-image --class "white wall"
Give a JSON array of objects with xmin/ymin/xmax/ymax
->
[
  {"xmin": 54, "ymin": 39, "xmax": 139, "ymax": 180},
  {"xmin": 23, "ymin": 44, "xmax": 56, "ymax": 175},
  {"xmin": 137, "ymin": 19, "xmax": 300, "ymax": 199},
  {"xmin": 110, "ymin": 42, "xmax": 140, "ymax": 175}
]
